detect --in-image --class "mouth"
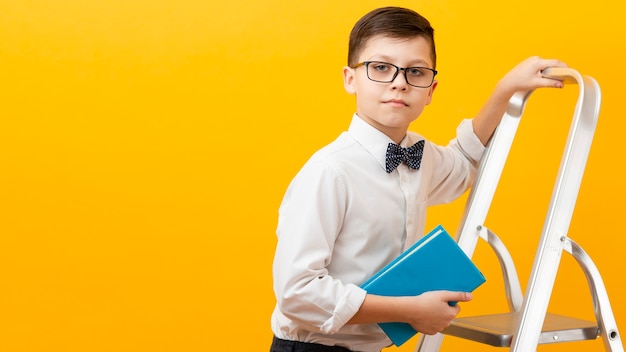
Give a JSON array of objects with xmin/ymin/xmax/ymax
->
[{"xmin": 384, "ymin": 99, "xmax": 409, "ymax": 107}]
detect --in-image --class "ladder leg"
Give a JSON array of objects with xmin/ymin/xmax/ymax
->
[
  {"xmin": 509, "ymin": 232, "xmax": 565, "ymax": 351},
  {"xmin": 565, "ymin": 238, "xmax": 623, "ymax": 351},
  {"xmin": 414, "ymin": 333, "xmax": 444, "ymax": 352}
]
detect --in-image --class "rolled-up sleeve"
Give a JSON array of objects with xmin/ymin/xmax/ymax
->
[
  {"xmin": 273, "ymin": 158, "xmax": 367, "ymax": 334},
  {"xmin": 455, "ymin": 118, "xmax": 486, "ymax": 163},
  {"xmin": 424, "ymin": 119, "xmax": 486, "ymax": 205}
]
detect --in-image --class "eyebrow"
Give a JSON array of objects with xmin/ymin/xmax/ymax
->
[{"xmin": 367, "ymin": 55, "xmax": 431, "ymax": 67}]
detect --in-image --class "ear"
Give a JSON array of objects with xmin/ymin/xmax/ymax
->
[
  {"xmin": 342, "ymin": 66, "xmax": 356, "ymax": 94},
  {"xmin": 425, "ymin": 80, "xmax": 438, "ymax": 105}
]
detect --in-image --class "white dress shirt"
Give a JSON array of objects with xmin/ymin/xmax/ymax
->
[{"xmin": 271, "ymin": 114, "xmax": 485, "ymax": 351}]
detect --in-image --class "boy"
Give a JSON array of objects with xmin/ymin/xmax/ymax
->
[{"xmin": 270, "ymin": 6, "xmax": 566, "ymax": 352}]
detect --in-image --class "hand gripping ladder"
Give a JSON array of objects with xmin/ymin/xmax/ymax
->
[{"xmin": 415, "ymin": 68, "xmax": 623, "ymax": 351}]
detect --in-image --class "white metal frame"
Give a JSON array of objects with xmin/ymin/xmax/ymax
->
[{"xmin": 415, "ymin": 68, "xmax": 622, "ymax": 351}]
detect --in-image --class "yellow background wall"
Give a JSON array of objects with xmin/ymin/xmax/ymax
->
[{"xmin": 1, "ymin": 1, "xmax": 624, "ymax": 351}]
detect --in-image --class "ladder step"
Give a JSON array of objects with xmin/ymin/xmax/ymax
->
[{"xmin": 443, "ymin": 312, "xmax": 599, "ymax": 347}]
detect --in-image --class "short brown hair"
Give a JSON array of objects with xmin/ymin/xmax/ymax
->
[{"xmin": 347, "ymin": 7, "xmax": 436, "ymax": 68}]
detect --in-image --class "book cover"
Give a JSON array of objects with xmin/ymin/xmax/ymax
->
[{"xmin": 360, "ymin": 225, "xmax": 486, "ymax": 346}]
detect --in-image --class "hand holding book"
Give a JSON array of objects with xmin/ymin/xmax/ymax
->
[
  {"xmin": 360, "ymin": 225, "xmax": 486, "ymax": 346},
  {"xmin": 400, "ymin": 290, "xmax": 473, "ymax": 335}
]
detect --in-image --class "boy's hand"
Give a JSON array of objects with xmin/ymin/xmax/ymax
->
[
  {"xmin": 403, "ymin": 291, "xmax": 472, "ymax": 335},
  {"xmin": 471, "ymin": 56, "xmax": 568, "ymax": 145},
  {"xmin": 497, "ymin": 56, "xmax": 568, "ymax": 97}
]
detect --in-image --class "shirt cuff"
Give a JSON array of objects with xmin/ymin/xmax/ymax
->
[
  {"xmin": 320, "ymin": 284, "xmax": 367, "ymax": 334},
  {"xmin": 457, "ymin": 118, "xmax": 486, "ymax": 162}
]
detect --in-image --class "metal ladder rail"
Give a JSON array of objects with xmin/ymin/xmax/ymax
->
[
  {"xmin": 416, "ymin": 86, "xmax": 533, "ymax": 352},
  {"xmin": 509, "ymin": 67, "xmax": 614, "ymax": 350}
]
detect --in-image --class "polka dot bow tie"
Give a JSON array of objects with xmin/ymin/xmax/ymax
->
[{"xmin": 385, "ymin": 140, "xmax": 425, "ymax": 173}]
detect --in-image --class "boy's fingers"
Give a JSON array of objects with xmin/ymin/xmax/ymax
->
[
  {"xmin": 447, "ymin": 291, "xmax": 472, "ymax": 302},
  {"xmin": 539, "ymin": 59, "xmax": 567, "ymax": 68}
]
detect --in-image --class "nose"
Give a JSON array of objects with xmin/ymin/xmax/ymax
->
[{"xmin": 390, "ymin": 68, "xmax": 409, "ymax": 90}]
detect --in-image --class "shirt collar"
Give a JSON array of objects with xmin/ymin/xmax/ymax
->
[{"xmin": 347, "ymin": 113, "xmax": 400, "ymax": 172}]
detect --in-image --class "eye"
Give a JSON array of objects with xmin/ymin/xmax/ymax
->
[
  {"xmin": 406, "ymin": 67, "xmax": 426, "ymax": 76},
  {"xmin": 371, "ymin": 62, "xmax": 393, "ymax": 72}
]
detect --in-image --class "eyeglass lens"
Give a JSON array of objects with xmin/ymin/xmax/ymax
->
[{"xmin": 366, "ymin": 62, "xmax": 435, "ymax": 87}]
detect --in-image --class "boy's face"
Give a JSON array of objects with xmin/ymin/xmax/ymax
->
[{"xmin": 343, "ymin": 35, "xmax": 437, "ymax": 143}]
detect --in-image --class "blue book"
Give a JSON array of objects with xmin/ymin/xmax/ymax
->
[{"xmin": 360, "ymin": 225, "xmax": 486, "ymax": 346}]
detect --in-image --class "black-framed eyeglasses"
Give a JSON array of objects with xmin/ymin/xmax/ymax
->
[{"xmin": 351, "ymin": 61, "xmax": 437, "ymax": 88}]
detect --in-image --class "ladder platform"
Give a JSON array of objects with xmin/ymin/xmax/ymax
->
[{"xmin": 444, "ymin": 312, "xmax": 599, "ymax": 347}]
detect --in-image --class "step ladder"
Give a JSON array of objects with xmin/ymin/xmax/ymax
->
[{"xmin": 415, "ymin": 68, "xmax": 623, "ymax": 351}]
